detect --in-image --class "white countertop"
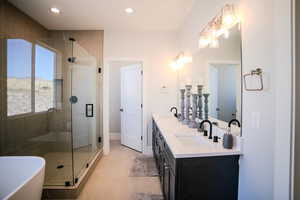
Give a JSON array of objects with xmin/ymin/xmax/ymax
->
[{"xmin": 153, "ymin": 114, "xmax": 243, "ymax": 158}]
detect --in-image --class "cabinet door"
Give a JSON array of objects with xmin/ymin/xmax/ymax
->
[
  {"xmin": 163, "ymin": 158, "xmax": 171, "ymax": 200},
  {"xmin": 159, "ymin": 148, "xmax": 164, "ymax": 183},
  {"xmin": 169, "ymin": 170, "xmax": 175, "ymax": 200}
]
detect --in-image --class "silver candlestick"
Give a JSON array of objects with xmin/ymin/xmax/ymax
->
[
  {"xmin": 179, "ymin": 89, "xmax": 185, "ymax": 121},
  {"xmin": 189, "ymin": 94, "xmax": 198, "ymax": 128},
  {"xmin": 183, "ymin": 85, "xmax": 192, "ymax": 125},
  {"xmin": 197, "ymin": 85, "xmax": 204, "ymax": 120},
  {"xmin": 203, "ymin": 93, "xmax": 210, "ymax": 120}
]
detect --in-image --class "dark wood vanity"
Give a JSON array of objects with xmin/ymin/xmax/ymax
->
[{"xmin": 152, "ymin": 119, "xmax": 240, "ymax": 200}]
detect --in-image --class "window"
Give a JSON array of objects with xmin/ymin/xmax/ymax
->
[
  {"xmin": 7, "ymin": 39, "xmax": 32, "ymax": 116},
  {"xmin": 35, "ymin": 44, "xmax": 56, "ymax": 112},
  {"xmin": 6, "ymin": 39, "xmax": 57, "ymax": 116}
]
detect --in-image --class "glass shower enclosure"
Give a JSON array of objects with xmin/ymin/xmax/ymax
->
[{"xmin": 0, "ymin": 34, "xmax": 102, "ymax": 186}]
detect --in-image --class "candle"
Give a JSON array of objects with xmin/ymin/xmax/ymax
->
[{"xmin": 192, "ymin": 86, "xmax": 197, "ymax": 94}]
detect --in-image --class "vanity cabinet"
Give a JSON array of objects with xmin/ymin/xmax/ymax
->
[{"xmin": 152, "ymin": 119, "xmax": 240, "ymax": 200}]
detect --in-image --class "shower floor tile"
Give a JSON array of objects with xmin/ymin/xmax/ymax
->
[{"xmin": 44, "ymin": 145, "xmax": 97, "ymax": 186}]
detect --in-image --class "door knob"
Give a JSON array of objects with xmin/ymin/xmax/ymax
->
[{"xmin": 120, "ymin": 108, "xmax": 124, "ymax": 112}]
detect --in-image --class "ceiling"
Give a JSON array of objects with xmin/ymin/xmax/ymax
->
[{"xmin": 9, "ymin": 0, "xmax": 195, "ymax": 31}]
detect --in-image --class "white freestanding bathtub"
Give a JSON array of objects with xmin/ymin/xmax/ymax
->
[{"xmin": 0, "ymin": 156, "xmax": 45, "ymax": 200}]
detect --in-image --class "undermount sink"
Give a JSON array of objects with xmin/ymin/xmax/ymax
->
[
  {"xmin": 0, "ymin": 156, "xmax": 45, "ymax": 200},
  {"xmin": 176, "ymin": 135, "xmax": 211, "ymax": 146},
  {"xmin": 173, "ymin": 132, "xmax": 197, "ymax": 137}
]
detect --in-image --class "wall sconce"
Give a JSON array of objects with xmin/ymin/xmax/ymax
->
[
  {"xmin": 170, "ymin": 52, "xmax": 192, "ymax": 71},
  {"xmin": 198, "ymin": 4, "xmax": 239, "ymax": 49}
]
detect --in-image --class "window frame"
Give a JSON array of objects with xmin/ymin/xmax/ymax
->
[
  {"xmin": 6, "ymin": 38, "xmax": 58, "ymax": 118},
  {"xmin": 34, "ymin": 41, "xmax": 58, "ymax": 114}
]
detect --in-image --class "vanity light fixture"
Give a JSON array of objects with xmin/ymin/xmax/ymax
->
[
  {"xmin": 170, "ymin": 52, "xmax": 192, "ymax": 71},
  {"xmin": 50, "ymin": 7, "xmax": 60, "ymax": 14},
  {"xmin": 198, "ymin": 4, "xmax": 239, "ymax": 48}
]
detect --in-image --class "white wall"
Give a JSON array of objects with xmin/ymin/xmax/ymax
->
[
  {"xmin": 273, "ymin": 0, "xmax": 293, "ymax": 199},
  {"xmin": 293, "ymin": 0, "xmax": 299, "ymax": 199},
  {"xmin": 104, "ymin": 30, "xmax": 178, "ymax": 154},
  {"xmin": 109, "ymin": 61, "xmax": 121, "ymax": 134},
  {"xmin": 177, "ymin": 0, "xmax": 293, "ymax": 199}
]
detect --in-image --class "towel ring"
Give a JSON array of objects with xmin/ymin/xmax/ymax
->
[{"xmin": 243, "ymin": 68, "xmax": 263, "ymax": 91}]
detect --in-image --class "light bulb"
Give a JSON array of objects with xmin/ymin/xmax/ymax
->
[
  {"xmin": 210, "ymin": 39, "xmax": 219, "ymax": 48},
  {"xmin": 199, "ymin": 36, "xmax": 211, "ymax": 48},
  {"xmin": 170, "ymin": 61, "xmax": 184, "ymax": 71},
  {"xmin": 170, "ymin": 61, "xmax": 179, "ymax": 71},
  {"xmin": 50, "ymin": 7, "xmax": 60, "ymax": 14},
  {"xmin": 222, "ymin": 4, "xmax": 238, "ymax": 28},
  {"xmin": 223, "ymin": 15, "xmax": 234, "ymax": 25},
  {"xmin": 125, "ymin": 8, "xmax": 134, "ymax": 14}
]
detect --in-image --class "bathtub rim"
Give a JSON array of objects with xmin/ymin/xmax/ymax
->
[{"xmin": 0, "ymin": 156, "xmax": 45, "ymax": 200}]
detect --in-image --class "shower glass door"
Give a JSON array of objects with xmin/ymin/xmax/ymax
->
[{"xmin": 70, "ymin": 41, "xmax": 99, "ymax": 181}]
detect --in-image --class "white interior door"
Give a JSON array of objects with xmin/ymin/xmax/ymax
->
[
  {"xmin": 209, "ymin": 66, "xmax": 219, "ymax": 119},
  {"xmin": 72, "ymin": 64, "xmax": 96, "ymax": 149},
  {"xmin": 217, "ymin": 65, "xmax": 237, "ymax": 122},
  {"xmin": 120, "ymin": 64, "xmax": 142, "ymax": 152}
]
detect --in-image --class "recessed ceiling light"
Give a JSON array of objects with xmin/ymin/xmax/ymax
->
[
  {"xmin": 50, "ymin": 7, "xmax": 60, "ymax": 14},
  {"xmin": 125, "ymin": 8, "xmax": 134, "ymax": 14}
]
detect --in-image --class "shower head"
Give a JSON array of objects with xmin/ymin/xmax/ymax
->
[
  {"xmin": 69, "ymin": 37, "xmax": 76, "ymax": 42},
  {"xmin": 68, "ymin": 57, "xmax": 76, "ymax": 63}
]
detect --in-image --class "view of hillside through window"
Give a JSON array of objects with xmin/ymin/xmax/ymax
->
[
  {"xmin": 35, "ymin": 44, "xmax": 55, "ymax": 113},
  {"xmin": 7, "ymin": 39, "xmax": 32, "ymax": 116},
  {"xmin": 7, "ymin": 39, "xmax": 56, "ymax": 116}
]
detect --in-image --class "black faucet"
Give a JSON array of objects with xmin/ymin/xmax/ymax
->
[
  {"xmin": 170, "ymin": 107, "xmax": 178, "ymax": 118},
  {"xmin": 228, "ymin": 119, "xmax": 241, "ymax": 128},
  {"xmin": 199, "ymin": 120, "xmax": 213, "ymax": 139}
]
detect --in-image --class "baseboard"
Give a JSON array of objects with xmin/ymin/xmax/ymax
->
[{"xmin": 110, "ymin": 132, "xmax": 121, "ymax": 140}]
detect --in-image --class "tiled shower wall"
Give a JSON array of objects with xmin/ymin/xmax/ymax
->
[{"xmin": 0, "ymin": 1, "xmax": 50, "ymax": 156}]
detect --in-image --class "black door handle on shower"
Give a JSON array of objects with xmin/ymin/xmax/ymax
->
[{"xmin": 86, "ymin": 104, "xmax": 94, "ymax": 117}]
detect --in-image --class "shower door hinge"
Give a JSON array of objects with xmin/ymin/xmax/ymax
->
[
  {"xmin": 141, "ymin": 136, "xmax": 143, "ymax": 141},
  {"xmin": 98, "ymin": 137, "xmax": 102, "ymax": 143},
  {"xmin": 141, "ymin": 104, "xmax": 143, "ymax": 109},
  {"xmin": 98, "ymin": 68, "xmax": 102, "ymax": 74}
]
